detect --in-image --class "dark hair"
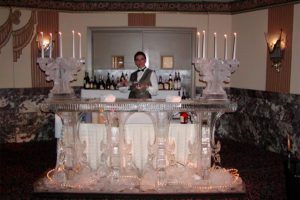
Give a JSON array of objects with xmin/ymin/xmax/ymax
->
[{"xmin": 134, "ymin": 51, "xmax": 146, "ymax": 61}]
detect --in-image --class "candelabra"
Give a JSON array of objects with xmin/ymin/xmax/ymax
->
[
  {"xmin": 37, "ymin": 57, "xmax": 85, "ymax": 98},
  {"xmin": 193, "ymin": 58, "xmax": 239, "ymax": 100}
]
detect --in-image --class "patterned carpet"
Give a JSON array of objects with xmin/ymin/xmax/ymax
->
[{"xmin": 0, "ymin": 139, "xmax": 287, "ymax": 200}]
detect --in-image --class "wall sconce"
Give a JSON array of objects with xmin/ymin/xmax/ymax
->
[
  {"xmin": 264, "ymin": 29, "xmax": 286, "ymax": 72},
  {"xmin": 36, "ymin": 32, "xmax": 54, "ymax": 58}
]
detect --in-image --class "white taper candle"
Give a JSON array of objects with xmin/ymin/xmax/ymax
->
[
  {"xmin": 78, "ymin": 32, "xmax": 82, "ymax": 58},
  {"xmin": 197, "ymin": 32, "xmax": 201, "ymax": 58},
  {"xmin": 49, "ymin": 33, "xmax": 52, "ymax": 58},
  {"xmin": 202, "ymin": 30, "xmax": 206, "ymax": 58},
  {"xmin": 214, "ymin": 32, "xmax": 217, "ymax": 59},
  {"xmin": 224, "ymin": 34, "xmax": 227, "ymax": 60},
  {"xmin": 59, "ymin": 32, "xmax": 63, "ymax": 57},
  {"xmin": 72, "ymin": 30, "xmax": 75, "ymax": 58},
  {"xmin": 233, "ymin": 32, "xmax": 237, "ymax": 60},
  {"xmin": 40, "ymin": 32, "xmax": 44, "ymax": 58}
]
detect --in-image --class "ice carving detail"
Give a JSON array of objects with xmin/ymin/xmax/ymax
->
[
  {"xmin": 37, "ymin": 57, "xmax": 84, "ymax": 97},
  {"xmin": 194, "ymin": 58, "xmax": 239, "ymax": 99}
]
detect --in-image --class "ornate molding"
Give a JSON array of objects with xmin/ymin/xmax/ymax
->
[
  {"xmin": 12, "ymin": 10, "xmax": 36, "ymax": 62},
  {"xmin": 0, "ymin": 0, "xmax": 298, "ymax": 13}
]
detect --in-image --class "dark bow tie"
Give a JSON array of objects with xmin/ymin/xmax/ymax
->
[{"xmin": 138, "ymin": 68, "xmax": 146, "ymax": 72}]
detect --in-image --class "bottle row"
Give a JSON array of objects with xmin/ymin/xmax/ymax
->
[
  {"xmin": 83, "ymin": 72, "xmax": 129, "ymax": 90},
  {"xmin": 158, "ymin": 72, "xmax": 182, "ymax": 90},
  {"xmin": 83, "ymin": 71, "xmax": 183, "ymax": 91}
]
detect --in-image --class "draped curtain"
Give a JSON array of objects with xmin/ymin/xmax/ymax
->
[{"xmin": 31, "ymin": 11, "xmax": 58, "ymax": 88}]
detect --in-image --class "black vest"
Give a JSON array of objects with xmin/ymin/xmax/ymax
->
[{"xmin": 129, "ymin": 68, "xmax": 153, "ymax": 99}]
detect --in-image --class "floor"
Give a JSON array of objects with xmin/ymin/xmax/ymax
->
[{"xmin": 0, "ymin": 139, "xmax": 288, "ymax": 200}]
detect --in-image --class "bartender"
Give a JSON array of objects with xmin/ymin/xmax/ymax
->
[{"xmin": 129, "ymin": 51, "xmax": 158, "ymax": 99}]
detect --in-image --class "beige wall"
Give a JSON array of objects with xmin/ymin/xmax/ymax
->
[
  {"xmin": 291, "ymin": 4, "xmax": 300, "ymax": 94},
  {"xmin": 231, "ymin": 10, "xmax": 268, "ymax": 91},
  {"xmin": 59, "ymin": 12, "xmax": 128, "ymax": 86},
  {"xmin": 59, "ymin": 12, "xmax": 232, "ymax": 87},
  {"xmin": 0, "ymin": 6, "xmax": 299, "ymax": 94},
  {"xmin": 156, "ymin": 13, "xmax": 232, "ymax": 87},
  {"xmin": 0, "ymin": 8, "xmax": 33, "ymax": 88}
]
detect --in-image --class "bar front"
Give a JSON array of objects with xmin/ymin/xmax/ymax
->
[{"xmin": 34, "ymin": 98, "xmax": 244, "ymax": 194}]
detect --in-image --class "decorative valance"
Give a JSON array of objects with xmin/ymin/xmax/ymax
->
[
  {"xmin": 12, "ymin": 10, "xmax": 36, "ymax": 62},
  {"xmin": 0, "ymin": 9, "xmax": 21, "ymax": 53},
  {"xmin": 0, "ymin": 0, "xmax": 298, "ymax": 13},
  {"xmin": 0, "ymin": 10, "xmax": 12, "ymax": 53}
]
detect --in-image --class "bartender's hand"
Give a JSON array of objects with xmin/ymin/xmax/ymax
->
[{"xmin": 134, "ymin": 83, "xmax": 149, "ymax": 90}]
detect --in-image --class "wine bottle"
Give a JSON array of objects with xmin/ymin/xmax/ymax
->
[
  {"xmin": 168, "ymin": 74, "xmax": 173, "ymax": 90},
  {"xmin": 158, "ymin": 76, "xmax": 164, "ymax": 90},
  {"xmin": 93, "ymin": 75, "xmax": 97, "ymax": 89},
  {"xmin": 83, "ymin": 71, "xmax": 90, "ymax": 89},
  {"xmin": 181, "ymin": 89, "xmax": 186, "ymax": 99},
  {"xmin": 116, "ymin": 76, "xmax": 120, "ymax": 89},
  {"xmin": 174, "ymin": 72, "xmax": 178, "ymax": 90},
  {"xmin": 177, "ymin": 72, "xmax": 181, "ymax": 90},
  {"xmin": 111, "ymin": 75, "xmax": 116, "ymax": 90},
  {"xmin": 100, "ymin": 75, "xmax": 105, "ymax": 90},
  {"xmin": 164, "ymin": 79, "xmax": 170, "ymax": 90},
  {"xmin": 120, "ymin": 72, "xmax": 125, "ymax": 82},
  {"xmin": 90, "ymin": 76, "xmax": 94, "ymax": 89},
  {"xmin": 106, "ymin": 73, "xmax": 111, "ymax": 90}
]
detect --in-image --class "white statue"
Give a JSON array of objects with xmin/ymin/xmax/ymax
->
[
  {"xmin": 37, "ymin": 57, "xmax": 83, "ymax": 97},
  {"xmin": 194, "ymin": 58, "xmax": 239, "ymax": 99}
]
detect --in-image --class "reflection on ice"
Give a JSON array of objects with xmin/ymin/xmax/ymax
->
[{"xmin": 36, "ymin": 164, "xmax": 243, "ymax": 193}]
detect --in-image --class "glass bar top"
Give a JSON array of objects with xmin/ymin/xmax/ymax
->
[{"xmin": 41, "ymin": 98, "xmax": 237, "ymax": 112}]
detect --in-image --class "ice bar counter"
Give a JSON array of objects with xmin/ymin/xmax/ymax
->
[{"xmin": 34, "ymin": 98, "xmax": 245, "ymax": 194}]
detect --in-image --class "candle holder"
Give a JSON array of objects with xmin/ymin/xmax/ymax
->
[
  {"xmin": 37, "ymin": 57, "xmax": 85, "ymax": 99},
  {"xmin": 193, "ymin": 58, "xmax": 239, "ymax": 100}
]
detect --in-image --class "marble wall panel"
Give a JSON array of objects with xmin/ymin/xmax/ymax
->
[{"xmin": 214, "ymin": 88, "xmax": 300, "ymax": 158}]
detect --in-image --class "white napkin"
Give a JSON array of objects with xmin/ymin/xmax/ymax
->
[
  {"xmin": 101, "ymin": 94, "xmax": 116, "ymax": 102},
  {"xmin": 165, "ymin": 96, "xmax": 181, "ymax": 102},
  {"xmin": 119, "ymin": 86, "xmax": 129, "ymax": 93}
]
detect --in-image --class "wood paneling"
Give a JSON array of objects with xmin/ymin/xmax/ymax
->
[
  {"xmin": 266, "ymin": 5, "xmax": 293, "ymax": 93},
  {"xmin": 31, "ymin": 11, "xmax": 58, "ymax": 88},
  {"xmin": 128, "ymin": 13, "xmax": 156, "ymax": 26}
]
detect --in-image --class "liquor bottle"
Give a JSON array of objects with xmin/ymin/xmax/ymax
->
[
  {"xmin": 120, "ymin": 72, "xmax": 125, "ymax": 82},
  {"xmin": 90, "ymin": 76, "xmax": 94, "ymax": 89},
  {"xmin": 168, "ymin": 74, "xmax": 173, "ymax": 90},
  {"xmin": 106, "ymin": 73, "xmax": 111, "ymax": 90},
  {"xmin": 177, "ymin": 72, "xmax": 181, "ymax": 90},
  {"xmin": 93, "ymin": 75, "xmax": 97, "ymax": 89},
  {"xmin": 111, "ymin": 75, "xmax": 116, "ymax": 90},
  {"xmin": 116, "ymin": 76, "xmax": 120, "ymax": 89},
  {"xmin": 181, "ymin": 89, "xmax": 186, "ymax": 99},
  {"xmin": 174, "ymin": 72, "xmax": 178, "ymax": 90},
  {"xmin": 96, "ymin": 75, "xmax": 101, "ymax": 89},
  {"xmin": 83, "ymin": 71, "xmax": 90, "ymax": 89},
  {"xmin": 164, "ymin": 79, "xmax": 170, "ymax": 90},
  {"xmin": 158, "ymin": 76, "xmax": 164, "ymax": 90},
  {"xmin": 99, "ymin": 76, "xmax": 105, "ymax": 90},
  {"xmin": 125, "ymin": 73, "xmax": 129, "ymax": 82},
  {"xmin": 180, "ymin": 112, "xmax": 189, "ymax": 124}
]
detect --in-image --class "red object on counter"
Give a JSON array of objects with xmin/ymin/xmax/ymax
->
[{"xmin": 180, "ymin": 112, "xmax": 189, "ymax": 124}]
